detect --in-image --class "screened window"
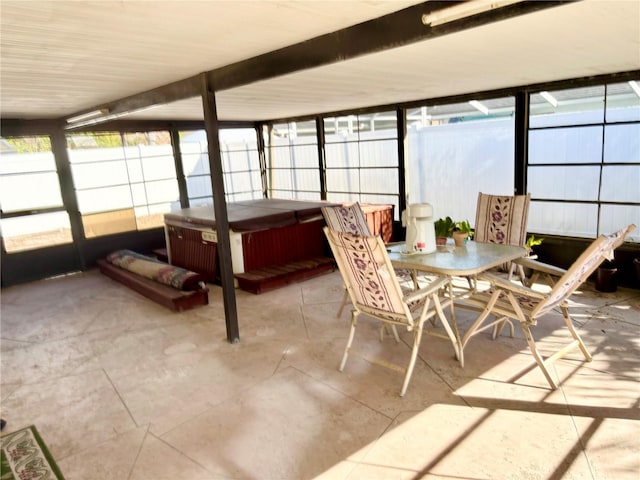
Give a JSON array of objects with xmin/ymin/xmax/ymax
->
[
  {"xmin": 68, "ymin": 131, "xmax": 179, "ymax": 237},
  {"xmin": 265, "ymin": 120, "xmax": 320, "ymax": 200},
  {"xmin": 0, "ymin": 135, "xmax": 73, "ymax": 252},
  {"xmin": 406, "ymin": 97, "xmax": 515, "ymax": 224},
  {"xmin": 528, "ymin": 82, "xmax": 640, "ymax": 241},
  {"xmin": 324, "ymin": 111, "xmax": 399, "ymax": 217},
  {"xmin": 180, "ymin": 128, "xmax": 262, "ymax": 206}
]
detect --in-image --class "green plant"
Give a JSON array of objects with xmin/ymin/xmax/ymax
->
[
  {"xmin": 454, "ymin": 220, "xmax": 473, "ymax": 238},
  {"xmin": 434, "ymin": 216, "xmax": 455, "ymax": 238},
  {"xmin": 525, "ymin": 234, "xmax": 543, "ymax": 254}
]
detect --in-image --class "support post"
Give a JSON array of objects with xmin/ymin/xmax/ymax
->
[{"xmin": 201, "ymin": 73, "xmax": 240, "ymax": 343}]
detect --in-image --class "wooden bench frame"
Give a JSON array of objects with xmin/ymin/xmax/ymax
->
[{"xmin": 97, "ymin": 259, "xmax": 209, "ymax": 312}]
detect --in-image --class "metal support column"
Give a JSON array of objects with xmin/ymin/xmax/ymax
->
[
  {"xmin": 316, "ymin": 117, "xmax": 327, "ymax": 200},
  {"xmin": 170, "ymin": 129, "xmax": 190, "ymax": 208},
  {"xmin": 201, "ymin": 73, "xmax": 240, "ymax": 343},
  {"xmin": 50, "ymin": 127, "xmax": 86, "ymax": 269},
  {"xmin": 514, "ymin": 91, "xmax": 529, "ymax": 195}
]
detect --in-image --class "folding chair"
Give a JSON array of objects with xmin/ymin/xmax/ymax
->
[
  {"xmin": 474, "ymin": 192, "xmax": 531, "ymax": 283},
  {"xmin": 460, "ymin": 224, "xmax": 636, "ymax": 389},
  {"xmin": 324, "ymin": 227, "xmax": 461, "ymax": 396},
  {"xmin": 322, "ymin": 203, "xmax": 418, "ymax": 317}
]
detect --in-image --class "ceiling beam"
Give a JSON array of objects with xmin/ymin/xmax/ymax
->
[
  {"xmin": 209, "ymin": 1, "xmax": 572, "ymax": 91},
  {"xmin": 64, "ymin": 0, "xmax": 572, "ymax": 123}
]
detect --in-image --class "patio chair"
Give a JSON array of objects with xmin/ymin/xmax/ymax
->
[
  {"xmin": 323, "ymin": 227, "xmax": 460, "ymax": 397},
  {"xmin": 474, "ymin": 192, "xmax": 531, "ymax": 283},
  {"xmin": 322, "ymin": 203, "xmax": 418, "ymax": 317},
  {"xmin": 460, "ymin": 224, "xmax": 635, "ymax": 389}
]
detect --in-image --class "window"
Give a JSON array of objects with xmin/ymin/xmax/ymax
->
[
  {"xmin": 528, "ymin": 82, "xmax": 640, "ymax": 241},
  {"xmin": 324, "ymin": 111, "xmax": 399, "ymax": 216},
  {"xmin": 0, "ymin": 135, "xmax": 73, "ymax": 252},
  {"xmin": 406, "ymin": 97, "xmax": 515, "ymax": 223},
  {"xmin": 265, "ymin": 120, "xmax": 320, "ymax": 200},
  {"xmin": 180, "ymin": 128, "xmax": 262, "ymax": 206},
  {"xmin": 68, "ymin": 131, "xmax": 179, "ymax": 237}
]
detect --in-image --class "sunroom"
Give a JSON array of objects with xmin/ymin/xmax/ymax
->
[{"xmin": 1, "ymin": 1, "xmax": 639, "ymax": 478}]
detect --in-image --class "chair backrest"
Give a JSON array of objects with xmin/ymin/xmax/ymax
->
[
  {"xmin": 323, "ymin": 227, "xmax": 412, "ymax": 324},
  {"xmin": 474, "ymin": 192, "xmax": 531, "ymax": 247},
  {"xmin": 321, "ymin": 203, "xmax": 372, "ymax": 235},
  {"xmin": 533, "ymin": 224, "xmax": 636, "ymax": 318}
]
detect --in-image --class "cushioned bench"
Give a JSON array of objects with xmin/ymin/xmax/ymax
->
[{"xmin": 97, "ymin": 252, "xmax": 209, "ymax": 312}]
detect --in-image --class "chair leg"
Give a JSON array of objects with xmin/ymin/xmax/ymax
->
[
  {"xmin": 339, "ymin": 311, "xmax": 359, "ymax": 371},
  {"xmin": 460, "ymin": 289, "xmax": 502, "ymax": 368},
  {"xmin": 561, "ymin": 305, "xmax": 592, "ymax": 362},
  {"xmin": 491, "ymin": 316, "xmax": 514, "ymax": 340},
  {"xmin": 520, "ymin": 323, "xmax": 558, "ymax": 389},
  {"xmin": 400, "ymin": 324, "xmax": 424, "ymax": 397},
  {"xmin": 336, "ymin": 287, "xmax": 349, "ymax": 318},
  {"xmin": 379, "ymin": 324, "xmax": 400, "ymax": 343}
]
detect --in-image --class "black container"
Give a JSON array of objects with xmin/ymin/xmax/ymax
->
[{"xmin": 595, "ymin": 261, "xmax": 618, "ymax": 292}]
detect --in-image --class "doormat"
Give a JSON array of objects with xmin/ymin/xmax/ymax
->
[{"xmin": 1, "ymin": 425, "xmax": 65, "ymax": 480}]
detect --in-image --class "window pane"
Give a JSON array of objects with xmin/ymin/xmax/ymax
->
[
  {"xmin": 187, "ymin": 176, "xmax": 212, "ymax": 200},
  {"xmin": 530, "ymin": 86, "xmax": 605, "ymax": 128},
  {"xmin": 528, "ymin": 201, "xmax": 598, "ymax": 238},
  {"xmin": 599, "ymin": 204, "xmax": 640, "ymax": 241},
  {"xmin": 226, "ymin": 150, "xmax": 259, "ymax": 171},
  {"xmin": 0, "ymin": 142, "xmax": 63, "ymax": 214},
  {"xmin": 76, "ymin": 185, "xmax": 133, "ymax": 213},
  {"xmin": 270, "ymin": 189, "xmax": 294, "ymax": 199},
  {"xmin": 601, "ymin": 165, "xmax": 640, "ymax": 202},
  {"xmin": 225, "ymin": 171, "xmax": 262, "ymax": 195},
  {"xmin": 1, "ymin": 212, "xmax": 72, "ymax": 252},
  {"xmin": 181, "ymin": 128, "xmax": 261, "ymax": 204},
  {"xmin": 359, "ymin": 140, "xmax": 398, "ymax": 167},
  {"xmin": 219, "ymin": 128, "xmax": 258, "ymax": 151},
  {"xmin": 291, "ymin": 169, "xmax": 320, "ymax": 192},
  {"xmin": 324, "ymin": 115, "xmax": 360, "ymax": 143},
  {"xmin": 528, "ymin": 126, "xmax": 603, "ymax": 164},
  {"xmin": 72, "ymin": 160, "xmax": 129, "ymax": 189},
  {"xmin": 272, "ymin": 170, "xmax": 292, "ymax": 190},
  {"xmin": 325, "ymin": 143, "xmax": 359, "ymax": 168},
  {"xmin": 327, "ymin": 192, "xmax": 359, "ymax": 203},
  {"xmin": 291, "ymin": 145, "xmax": 319, "ymax": 168},
  {"xmin": 606, "ymin": 81, "xmax": 640, "ymax": 122},
  {"xmin": 361, "ymin": 168, "xmax": 398, "ymax": 194},
  {"xmin": 140, "ymin": 148, "xmax": 176, "ymax": 181},
  {"xmin": 604, "ymin": 124, "xmax": 640, "ymax": 163},
  {"xmin": 326, "ymin": 169, "xmax": 360, "ymax": 193},
  {"xmin": 1, "ymin": 171, "xmax": 63, "ymax": 212},
  {"xmin": 406, "ymin": 98, "xmax": 515, "ymax": 223},
  {"xmin": 357, "ymin": 111, "xmax": 397, "ymax": 140},
  {"xmin": 82, "ymin": 209, "xmax": 137, "ymax": 238},
  {"xmin": 290, "ymin": 120, "xmax": 317, "ymax": 145},
  {"xmin": 528, "ymin": 166, "xmax": 600, "ymax": 201},
  {"xmin": 135, "ymin": 203, "xmax": 173, "ymax": 230},
  {"xmin": 190, "ymin": 196, "xmax": 213, "ymax": 207},
  {"xmin": 270, "ymin": 147, "xmax": 292, "ymax": 169},
  {"xmin": 145, "ymin": 179, "xmax": 180, "ymax": 204}
]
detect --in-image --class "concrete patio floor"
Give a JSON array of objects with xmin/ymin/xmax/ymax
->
[{"xmin": 1, "ymin": 269, "xmax": 638, "ymax": 479}]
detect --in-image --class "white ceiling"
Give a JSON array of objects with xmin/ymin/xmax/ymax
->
[{"xmin": 1, "ymin": 0, "xmax": 639, "ymax": 123}]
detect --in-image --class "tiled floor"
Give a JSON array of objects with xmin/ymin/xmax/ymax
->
[{"xmin": 1, "ymin": 269, "xmax": 639, "ymax": 480}]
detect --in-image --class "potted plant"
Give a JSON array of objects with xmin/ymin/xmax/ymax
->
[
  {"xmin": 525, "ymin": 234, "xmax": 543, "ymax": 257},
  {"xmin": 434, "ymin": 216, "xmax": 455, "ymax": 245},
  {"xmin": 453, "ymin": 220, "xmax": 473, "ymax": 246}
]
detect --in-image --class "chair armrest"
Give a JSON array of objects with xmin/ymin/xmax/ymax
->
[
  {"xmin": 403, "ymin": 276, "xmax": 449, "ymax": 304},
  {"xmin": 478, "ymin": 272, "xmax": 547, "ymax": 300},
  {"xmin": 513, "ymin": 257, "xmax": 567, "ymax": 277}
]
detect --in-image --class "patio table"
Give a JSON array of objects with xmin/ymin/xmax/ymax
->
[{"xmin": 387, "ymin": 240, "xmax": 527, "ymax": 359}]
